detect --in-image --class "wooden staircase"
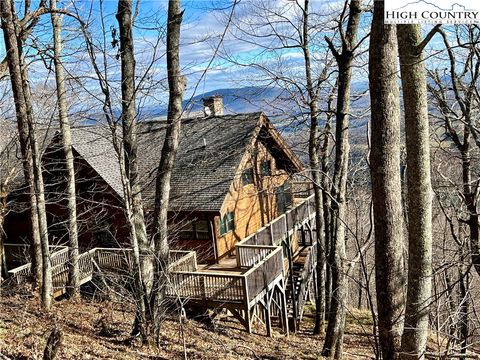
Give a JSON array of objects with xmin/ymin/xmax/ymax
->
[{"xmin": 286, "ymin": 241, "xmax": 317, "ymax": 332}]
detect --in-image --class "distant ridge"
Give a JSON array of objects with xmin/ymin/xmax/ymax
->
[{"xmin": 140, "ymin": 86, "xmax": 288, "ymax": 117}]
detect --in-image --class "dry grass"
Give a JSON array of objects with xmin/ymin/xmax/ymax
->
[{"xmin": 0, "ymin": 293, "xmax": 376, "ymax": 359}]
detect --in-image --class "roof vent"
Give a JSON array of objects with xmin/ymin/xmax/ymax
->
[{"xmin": 203, "ymin": 95, "xmax": 223, "ymax": 116}]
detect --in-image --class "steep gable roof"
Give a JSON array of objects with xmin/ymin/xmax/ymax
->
[
  {"xmin": 40, "ymin": 112, "xmax": 304, "ymax": 212},
  {"xmin": 137, "ymin": 113, "xmax": 263, "ymax": 211},
  {"xmin": 69, "ymin": 126, "xmax": 124, "ymax": 197}
]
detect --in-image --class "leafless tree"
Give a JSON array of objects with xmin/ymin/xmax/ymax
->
[
  {"xmin": 150, "ymin": 0, "xmax": 186, "ymax": 345},
  {"xmin": 368, "ymin": 1, "xmax": 405, "ymax": 358},
  {"xmin": 322, "ymin": 1, "xmax": 363, "ymax": 357},
  {"xmin": 397, "ymin": 23, "xmax": 439, "ymax": 359},
  {"xmin": 116, "ymin": 0, "xmax": 155, "ymax": 342},
  {"xmin": 0, "ymin": 0, "xmax": 53, "ymax": 309},
  {"xmin": 50, "ymin": 0, "xmax": 80, "ymax": 299},
  {"xmin": 428, "ymin": 24, "xmax": 480, "ymax": 357}
]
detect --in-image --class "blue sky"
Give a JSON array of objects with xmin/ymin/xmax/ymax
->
[
  {"xmin": 0, "ymin": 0, "xmax": 459, "ymax": 114},
  {"xmin": 1, "ymin": 1, "xmax": 338, "ymax": 89}
]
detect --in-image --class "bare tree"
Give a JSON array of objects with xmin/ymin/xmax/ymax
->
[
  {"xmin": 397, "ymin": 23, "xmax": 437, "ymax": 359},
  {"xmin": 50, "ymin": 0, "xmax": 80, "ymax": 299},
  {"xmin": 296, "ymin": 0, "xmax": 328, "ymax": 335},
  {"xmin": 151, "ymin": 0, "xmax": 186, "ymax": 345},
  {"xmin": 116, "ymin": 0, "xmax": 154, "ymax": 341},
  {"xmin": 0, "ymin": 0, "xmax": 46, "ymax": 287},
  {"xmin": 0, "ymin": 0, "xmax": 53, "ymax": 309},
  {"xmin": 429, "ymin": 26, "xmax": 480, "ymax": 278},
  {"xmin": 368, "ymin": 1, "xmax": 405, "ymax": 358},
  {"xmin": 427, "ymin": 25, "xmax": 480, "ymax": 356},
  {"xmin": 322, "ymin": 1, "xmax": 363, "ymax": 357}
]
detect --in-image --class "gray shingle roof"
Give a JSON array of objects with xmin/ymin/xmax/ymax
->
[
  {"xmin": 70, "ymin": 126, "xmax": 124, "ymax": 197},
  {"xmin": 5, "ymin": 112, "xmax": 303, "ymax": 212},
  {"xmin": 69, "ymin": 113, "xmax": 263, "ymax": 211},
  {"xmin": 1, "ymin": 123, "xmax": 57, "ymax": 190},
  {"xmin": 138, "ymin": 113, "xmax": 262, "ymax": 211}
]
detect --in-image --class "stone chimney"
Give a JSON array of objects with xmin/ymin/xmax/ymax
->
[{"xmin": 203, "ymin": 95, "xmax": 223, "ymax": 116}]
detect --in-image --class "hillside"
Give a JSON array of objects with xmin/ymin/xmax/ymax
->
[{"xmin": 0, "ymin": 292, "xmax": 375, "ymax": 359}]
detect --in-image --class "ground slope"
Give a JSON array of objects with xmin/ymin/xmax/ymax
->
[{"xmin": 0, "ymin": 294, "xmax": 374, "ymax": 359}]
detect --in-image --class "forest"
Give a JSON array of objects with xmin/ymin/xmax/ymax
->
[{"xmin": 0, "ymin": 0, "xmax": 480, "ymax": 359}]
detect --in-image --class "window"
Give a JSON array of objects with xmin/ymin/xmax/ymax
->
[
  {"xmin": 179, "ymin": 220, "xmax": 211, "ymax": 240},
  {"xmin": 260, "ymin": 160, "xmax": 271, "ymax": 176},
  {"xmin": 219, "ymin": 212, "xmax": 235, "ymax": 236},
  {"xmin": 284, "ymin": 182, "xmax": 293, "ymax": 208},
  {"xmin": 242, "ymin": 168, "xmax": 254, "ymax": 186},
  {"xmin": 276, "ymin": 182, "xmax": 293, "ymax": 214},
  {"xmin": 195, "ymin": 220, "xmax": 210, "ymax": 240},
  {"xmin": 179, "ymin": 222, "xmax": 194, "ymax": 239}
]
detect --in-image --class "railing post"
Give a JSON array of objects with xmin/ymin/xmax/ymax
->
[
  {"xmin": 269, "ymin": 224, "xmax": 274, "ymax": 245},
  {"xmin": 236, "ymin": 246, "xmax": 241, "ymax": 268},
  {"xmin": 201, "ymin": 276, "xmax": 207, "ymax": 299}
]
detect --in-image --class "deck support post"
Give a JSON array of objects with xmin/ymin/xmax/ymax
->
[
  {"xmin": 245, "ymin": 306, "xmax": 252, "ymax": 333},
  {"xmin": 280, "ymin": 278, "xmax": 289, "ymax": 336},
  {"xmin": 264, "ymin": 292, "xmax": 272, "ymax": 337}
]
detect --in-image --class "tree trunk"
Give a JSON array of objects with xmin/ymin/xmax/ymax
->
[
  {"xmin": 299, "ymin": 0, "xmax": 326, "ymax": 335},
  {"xmin": 397, "ymin": 24, "xmax": 433, "ymax": 360},
  {"xmin": 0, "ymin": 0, "xmax": 43, "ymax": 288},
  {"xmin": 369, "ymin": 2, "xmax": 405, "ymax": 358},
  {"xmin": 0, "ymin": 0, "xmax": 52, "ymax": 308},
  {"xmin": 22, "ymin": 60, "xmax": 53, "ymax": 310},
  {"xmin": 323, "ymin": 85, "xmax": 335, "ymax": 319},
  {"xmin": 312, "ymin": 165, "xmax": 326, "ymax": 334},
  {"xmin": 51, "ymin": 0, "xmax": 80, "ymax": 299},
  {"xmin": 323, "ymin": 1, "xmax": 362, "ymax": 358},
  {"xmin": 462, "ymin": 150, "xmax": 480, "ymax": 275},
  {"xmin": 116, "ymin": 0, "xmax": 153, "ymax": 341},
  {"xmin": 150, "ymin": 0, "xmax": 186, "ymax": 345},
  {"xmin": 458, "ymin": 255, "xmax": 469, "ymax": 357}
]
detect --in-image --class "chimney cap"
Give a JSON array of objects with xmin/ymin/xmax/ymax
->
[{"xmin": 203, "ymin": 95, "xmax": 224, "ymax": 116}]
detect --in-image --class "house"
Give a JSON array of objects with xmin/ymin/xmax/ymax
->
[{"xmin": 4, "ymin": 97, "xmax": 305, "ymax": 264}]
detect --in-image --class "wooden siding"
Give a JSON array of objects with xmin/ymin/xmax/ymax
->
[{"xmin": 215, "ymin": 141, "xmax": 292, "ymax": 259}]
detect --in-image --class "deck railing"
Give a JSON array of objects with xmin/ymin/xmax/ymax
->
[
  {"xmin": 235, "ymin": 194, "xmax": 315, "ymax": 253},
  {"xmin": 236, "ymin": 244, "xmax": 276, "ymax": 268},
  {"xmin": 52, "ymin": 249, "xmax": 97, "ymax": 289},
  {"xmin": 169, "ymin": 251, "xmax": 197, "ymax": 272},
  {"xmin": 6, "ymin": 245, "xmax": 69, "ymax": 285},
  {"xmin": 243, "ymin": 246, "xmax": 284, "ymax": 303},
  {"xmin": 169, "ymin": 272, "xmax": 245, "ymax": 301},
  {"xmin": 95, "ymin": 248, "xmax": 132, "ymax": 270},
  {"xmin": 6, "ymin": 195, "xmax": 316, "ymax": 306},
  {"xmin": 168, "ymin": 246, "xmax": 284, "ymax": 304}
]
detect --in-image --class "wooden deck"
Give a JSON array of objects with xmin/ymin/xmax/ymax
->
[
  {"xmin": 167, "ymin": 194, "xmax": 317, "ymax": 335},
  {"xmin": 5, "ymin": 195, "xmax": 317, "ymax": 336}
]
